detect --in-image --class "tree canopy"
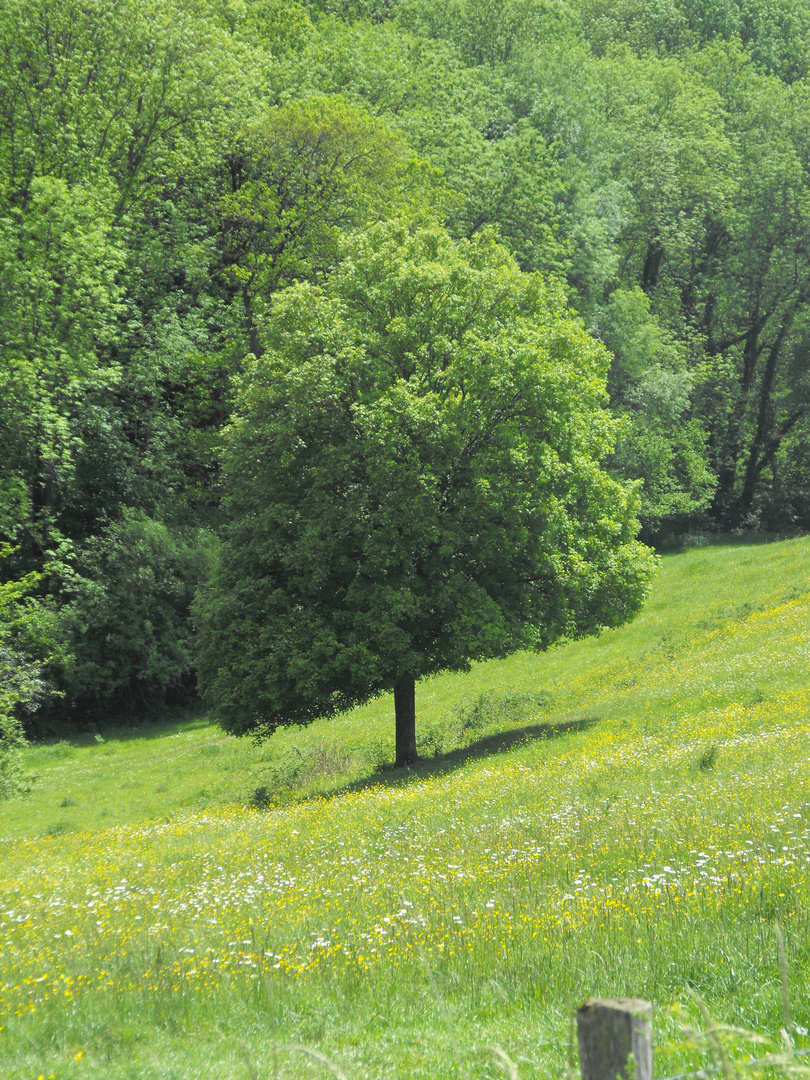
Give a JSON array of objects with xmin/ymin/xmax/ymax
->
[{"xmin": 196, "ymin": 223, "xmax": 655, "ymax": 761}]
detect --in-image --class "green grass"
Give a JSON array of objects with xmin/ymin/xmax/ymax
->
[{"xmin": 1, "ymin": 535, "xmax": 810, "ymax": 1079}]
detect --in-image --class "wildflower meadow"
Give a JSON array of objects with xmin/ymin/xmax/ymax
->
[{"xmin": 1, "ymin": 536, "xmax": 809, "ymax": 1079}]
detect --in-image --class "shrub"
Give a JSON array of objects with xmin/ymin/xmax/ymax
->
[
  {"xmin": 0, "ymin": 547, "xmax": 55, "ymax": 796},
  {"xmin": 46, "ymin": 513, "xmax": 216, "ymax": 726}
]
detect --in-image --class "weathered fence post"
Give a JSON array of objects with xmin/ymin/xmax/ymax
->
[{"xmin": 577, "ymin": 998, "xmax": 653, "ymax": 1080}]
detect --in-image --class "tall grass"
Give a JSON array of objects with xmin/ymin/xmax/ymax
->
[{"xmin": 1, "ymin": 536, "xmax": 809, "ymax": 1078}]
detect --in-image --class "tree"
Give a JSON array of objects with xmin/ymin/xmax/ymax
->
[
  {"xmin": 196, "ymin": 222, "xmax": 655, "ymax": 764},
  {"xmin": 690, "ymin": 45, "xmax": 810, "ymax": 523},
  {"xmin": 498, "ymin": 45, "xmax": 726, "ymax": 535},
  {"xmin": 398, "ymin": 0, "xmax": 577, "ymax": 67},
  {"xmin": 574, "ymin": 0, "xmax": 810, "ymax": 82},
  {"xmin": 217, "ymin": 96, "xmax": 436, "ymax": 356},
  {"xmin": 283, "ymin": 17, "xmax": 570, "ymax": 276},
  {"xmin": 0, "ymin": 176, "xmax": 124, "ymax": 557},
  {"xmin": 0, "ymin": 0, "xmax": 249, "ymax": 213},
  {"xmin": 595, "ymin": 287, "xmax": 716, "ymax": 539}
]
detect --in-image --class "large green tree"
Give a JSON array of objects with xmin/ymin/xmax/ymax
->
[{"xmin": 196, "ymin": 222, "xmax": 655, "ymax": 764}]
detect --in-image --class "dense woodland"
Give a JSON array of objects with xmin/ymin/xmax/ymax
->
[{"xmin": 2, "ymin": 0, "xmax": 810, "ymax": 741}]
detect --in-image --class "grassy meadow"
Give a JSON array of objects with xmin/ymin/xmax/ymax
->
[{"xmin": 1, "ymin": 535, "xmax": 810, "ymax": 1079}]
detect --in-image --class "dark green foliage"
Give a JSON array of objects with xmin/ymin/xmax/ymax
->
[
  {"xmin": 698, "ymin": 743, "xmax": 719, "ymax": 771},
  {"xmin": 0, "ymin": 0, "xmax": 248, "ymax": 552},
  {"xmin": 196, "ymin": 222, "xmax": 655, "ymax": 736},
  {"xmin": 45, "ymin": 516, "xmax": 215, "ymax": 728},
  {"xmin": 0, "ymin": 0, "xmax": 257, "ymax": 727}
]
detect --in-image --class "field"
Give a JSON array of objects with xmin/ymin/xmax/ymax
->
[{"xmin": 1, "ymin": 535, "xmax": 810, "ymax": 1079}]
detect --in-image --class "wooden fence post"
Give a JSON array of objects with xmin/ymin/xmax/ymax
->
[{"xmin": 577, "ymin": 998, "xmax": 653, "ymax": 1080}]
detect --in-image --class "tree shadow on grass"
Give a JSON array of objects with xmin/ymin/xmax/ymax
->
[{"xmin": 341, "ymin": 714, "xmax": 602, "ymax": 797}]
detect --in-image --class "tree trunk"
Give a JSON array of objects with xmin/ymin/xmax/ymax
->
[
  {"xmin": 394, "ymin": 675, "xmax": 418, "ymax": 767},
  {"xmin": 738, "ymin": 304, "xmax": 798, "ymax": 515},
  {"xmin": 641, "ymin": 239, "xmax": 664, "ymax": 292},
  {"xmin": 713, "ymin": 320, "xmax": 764, "ymax": 518},
  {"xmin": 243, "ymin": 286, "xmax": 263, "ymax": 358}
]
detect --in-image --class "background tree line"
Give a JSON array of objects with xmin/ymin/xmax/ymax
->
[{"xmin": 2, "ymin": 0, "xmax": 809, "ymax": 739}]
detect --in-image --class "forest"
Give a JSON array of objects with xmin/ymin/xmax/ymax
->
[{"xmin": 2, "ymin": 0, "xmax": 810, "ymax": 742}]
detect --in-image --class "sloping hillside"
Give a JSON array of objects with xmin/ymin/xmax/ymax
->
[{"xmin": 1, "ymin": 536, "xmax": 809, "ymax": 1079}]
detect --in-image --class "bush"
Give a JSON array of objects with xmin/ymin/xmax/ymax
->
[
  {"xmin": 0, "ymin": 547, "xmax": 55, "ymax": 796},
  {"xmin": 45, "ymin": 513, "xmax": 216, "ymax": 727}
]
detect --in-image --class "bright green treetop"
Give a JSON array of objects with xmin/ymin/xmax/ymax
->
[{"xmin": 197, "ymin": 222, "xmax": 657, "ymax": 759}]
